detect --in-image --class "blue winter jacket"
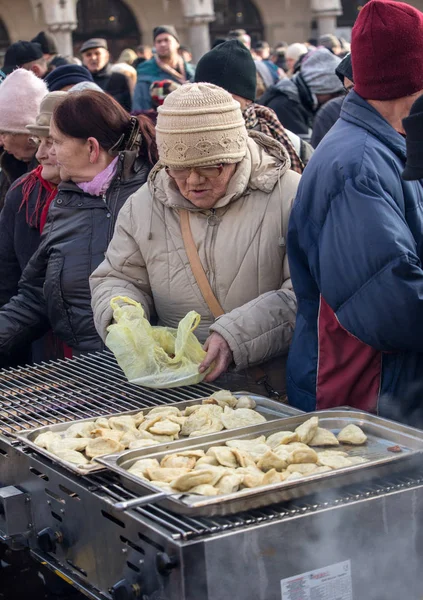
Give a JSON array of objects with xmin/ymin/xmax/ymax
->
[{"xmin": 287, "ymin": 91, "xmax": 423, "ymax": 424}]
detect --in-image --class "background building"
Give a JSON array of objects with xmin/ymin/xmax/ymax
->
[{"xmin": 0, "ymin": 0, "xmax": 422, "ymax": 63}]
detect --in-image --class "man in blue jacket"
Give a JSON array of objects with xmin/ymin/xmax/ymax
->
[
  {"xmin": 133, "ymin": 26, "xmax": 195, "ymax": 111},
  {"xmin": 287, "ymin": 0, "xmax": 423, "ymax": 424}
]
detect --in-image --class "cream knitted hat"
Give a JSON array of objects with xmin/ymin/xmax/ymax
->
[
  {"xmin": 26, "ymin": 91, "xmax": 67, "ymax": 137},
  {"xmin": 156, "ymin": 82, "xmax": 248, "ymax": 167},
  {"xmin": 0, "ymin": 69, "xmax": 48, "ymax": 134}
]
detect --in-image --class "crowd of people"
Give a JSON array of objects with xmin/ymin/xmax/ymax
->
[{"xmin": 0, "ymin": 0, "xmax": 422, "ymax": 425}]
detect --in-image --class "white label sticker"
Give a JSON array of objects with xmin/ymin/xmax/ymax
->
[{"xmin": 281, "ymin": 559, "xmax": 352, "ymax": 600}]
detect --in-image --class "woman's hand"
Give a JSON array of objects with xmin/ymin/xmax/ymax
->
[{"xmin": 199, "ymin": 332, "xmax": 233, "ymax": 382}]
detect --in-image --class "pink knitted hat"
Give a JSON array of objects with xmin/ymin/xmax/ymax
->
[{"xmin": 0, "ymin": 69, "xmax": 48, "ymax": 134}]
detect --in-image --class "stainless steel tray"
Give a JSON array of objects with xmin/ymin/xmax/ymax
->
[
  {"xmin": 16, "ymin": 394, "xmax": 301, "ymax": 475},
  {"xmin": 97, "ymin": 410, "xmax": 423, "ymax": 516}
]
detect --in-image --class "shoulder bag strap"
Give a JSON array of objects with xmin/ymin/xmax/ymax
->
[
  {"xmin": 179, "ymin": 208, "xmax": 224, "ymax": 318},
  {"xmin": 179, "ymin": 208, "xmax": 287, "ymax": 402}
]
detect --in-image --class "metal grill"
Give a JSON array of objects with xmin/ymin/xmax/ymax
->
[
  {"xmin": 91, "ymin": 468, "xmax": 423, "ymax": 541},
  {"xmin": 0, "ymin": 351, "xmax": 218, "ymax": 438},
  {"xmin": 5, "ymin": 351, "xmax": 421, "ymax": 545}
]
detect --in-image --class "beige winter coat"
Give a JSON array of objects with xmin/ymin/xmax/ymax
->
[{"xmin": 90, "ymin": 132, "xmax": 300, "ymax": 393}]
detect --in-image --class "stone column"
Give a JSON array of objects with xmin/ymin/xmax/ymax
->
[
  {"xmin": 48, "ymin": 25, "xmax": 76, "ymax": 56},
  {"xmin": 40, "ymin": 0, "xmax": 78, "ymax": 56},
  {"xmin": 311, "ymin": 0, "xmax": 343, "ymax": 37},
  {"xmin": 181, "ymin": 0, "xmax": 215, "ymax": 63}
]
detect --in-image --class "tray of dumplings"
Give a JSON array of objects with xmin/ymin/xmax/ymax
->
[
  {"xmin": 15, "ymin": 390, "xmax": 302, "ymax": 475},
  {"xmin": 96, "ymin": 410, "xmax": 423, "ymax": 516}
]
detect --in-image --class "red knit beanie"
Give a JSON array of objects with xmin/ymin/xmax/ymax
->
[{"xmin": 352, "ymin": 0, "xmax": 423, "ymax": 101}]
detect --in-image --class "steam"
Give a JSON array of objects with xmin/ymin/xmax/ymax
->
[{"xmin": 191, "ymin": 480, "xmax": 422, "ymax": 599}]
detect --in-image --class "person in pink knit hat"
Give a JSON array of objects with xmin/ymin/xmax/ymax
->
[{"xmin": 0, "ymin": 68, "xmax": 48, "ymax": 209}]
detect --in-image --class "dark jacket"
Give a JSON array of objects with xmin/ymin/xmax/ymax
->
[
  {"xmin": 0, "ymin": 173, "xmax": 47, "ymax": 367},
  {"xmin": 0, "ymin": 152, "xmax": 38, "ymax": 211},
  {"xmin": 92, "ymin": 63, "xmax": 132, "ymax": 112},
  {"xmin": 0, "ymin": 173, "xmax": 45, "ymax": 307},
  {"xmin": 258, "ymin": 74, "xmax": 315, "ymax": 140},
  {"xmin": 287, "ymin": 91, "xmax": 423, "ymax": 425},
  {"xmin": 0, "ymin": 151, "xmax": 150, "ymax": 361},
  {"xmin": 310, "ymin": 95, "xmax": 345, "ymax": 148}
]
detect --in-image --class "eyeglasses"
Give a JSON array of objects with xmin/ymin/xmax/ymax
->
[
  {"xmin": 166, "ymin": 164, "xmax": 224, "ymax": 180},
  {"xmin": 29, "ymin": 136, "xmax": 54, "ymax": 148}
]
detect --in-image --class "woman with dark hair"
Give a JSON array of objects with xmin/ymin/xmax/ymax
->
[{"xmin": 0, "ymin": 90, "xmax": 157, "ymax": 362}]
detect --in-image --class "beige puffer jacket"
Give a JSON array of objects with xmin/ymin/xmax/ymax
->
[{"xmin": 90, "ymin": 132, "xmax": 300, "ymax": 393}]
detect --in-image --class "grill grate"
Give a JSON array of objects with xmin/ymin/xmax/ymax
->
[
  {"xmin": 91, "ymin": 469, "xmax": 423, "ymax": 542},
  {"xmin": 0, "ymin": 351, "xmax": 218, "ymax": 437},
  {"xmin": 6, "ymin": 352, "xmax": 422, "ymax": 544}
]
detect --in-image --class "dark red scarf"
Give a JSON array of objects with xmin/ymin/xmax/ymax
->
[{"xmin": 16, "ymin": 165, "xmax": 57, "ymax": 231}]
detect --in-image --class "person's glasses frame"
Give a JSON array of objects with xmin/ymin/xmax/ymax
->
[{"xmin": 166, "ymin": 164, "xmax": 225, "ymax": 181}]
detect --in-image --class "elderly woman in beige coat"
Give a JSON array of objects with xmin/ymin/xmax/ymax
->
[{"xmin": 90, "ymin": 82, "xmax": 300, "ymax": 395}]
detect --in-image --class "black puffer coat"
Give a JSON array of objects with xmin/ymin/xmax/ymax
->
[
  {"xmin": 258, "ymin": 74, "xmax": 316, "ymax": 141},
  {"xmin": 0, "ymin": 173, "xmax": 47, "ymax": 366},
  {"xmin": 0, "ymin": 173, "xmax": 45, "ymax": 307},
  {"xmin": 0, "ymin": 151, "xmax": 150, "ymax": 360},
  {"xmin": 92, "ymin": 63, "xmax": 132, "ymax": 112}
]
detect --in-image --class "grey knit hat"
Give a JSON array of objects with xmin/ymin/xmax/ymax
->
[
  {"xmin": 301, "ymin": 48, "xmax": 343, "ymax": 95},
  {"xmin": 156, "ymin": 82, "xmax": 248, "ymax": 167}
]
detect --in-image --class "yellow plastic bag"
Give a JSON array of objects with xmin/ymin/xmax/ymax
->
[{"xmin": 105, "ymin": 296, "xmax": 208, "ymax": 388}]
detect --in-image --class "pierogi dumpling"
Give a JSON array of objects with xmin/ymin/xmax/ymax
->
[
  {"xmin": 237, "ymin": 465, "xmax": 265, "ymax": 488},
  {"xmin": 171, "ymin": 468, "xmax": 220, "ymax": 492},
  {"xmin": 295, "ymin": 417, "xmax": 319, "ymax": 444},
  {"xmin": 108, "ymin": 416, "xmax": 137, "ymax": 432},
  {"xmin": 128, "ymin": 458, "xmax": 160, "ymax": 476},
  {"xmin": 221, "ymin": 406, "xmax": 266, "ymax": 430},
  {"xmin": 309, "ymin": 428, "xmax": 339, "ymax": 447},
  {"xmin": 266, "ymin": 431, "xmax": 298, "ymax": 448},
  {"xmin": 262, "ymin": 469, "xmax": 285, "ymax": 485},
  {"xmin": 203, "ymin": 390, "xmax": 238, "ymax": 409},
  {"xmin": 63, "ymin": 422, "xmax": 96, "ymax": 438},
  {"xmin": 337, "ymin": 424, "xmax": 367, "ymax": 445},
  {"xmin": 161, "ymin": 454, "xmax": 197, "ymax": 470},
  {"xmin": 146, "ymin": 406, "xmax": 181, "ymax": 418},
  {"xmin": 34, "ymin": 431, "xmax": 61, "ymax": 449},
  {"xmin": 85, "ymin": 437, "xmax": 125, "ymax": 458},
  {"xmin": 317, "ymin": 455, "xmax": 353, "ymax": 469},
  {"xmin": 148, "ymin": 419, "xmax": 180, "ymax": 437},
  {"xmin": 215, "ymin": 473, "xmax": 243, "ymax": 494},
  {"xmin": 226, "ymin": 437, "xmax": 270, "ymax": 460},
  {"xmin": 188, "ymin": 484, "xmax": 219, "ymax": 496},
  {"xmin": 128, "ymin": 439, "xmax": 160, "ymax": 449},
  {"xmin": 206, "ymin": 446, "xmax": 238, "ymax": 468},
  {"xmin": 54, "ymin": 449, "xmax": 89, "ymax": 465},
  {"xmin": 286, "ymin": 463, "xmax": 318, "ymax": 475},
  {"xmin": 91, "ymin": 428, "xmax": 124, "ymax": 443},
  {"xmin": 235, "ymin": 396, "xmax": 257, "ymax": 409},
  {"xmin": 48, "ymin": 437, "xmax": 91, "ymax": 453},
  {"xmin": 257, "ymin": 450, "xmax": 288, "ymax": 472}
]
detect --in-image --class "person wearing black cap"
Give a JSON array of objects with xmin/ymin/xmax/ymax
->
[
  {"xmin": 45, "ymin": 64, "xmax": 94, "ymax": 92},
  {"xmin": 310, "ymin": 52, "xmax": 354, "ymax": 147},
  {"xmin": 80, "ymin": 38, "xmax": 131, "ymax": 111},
  {"xmin": 2, "ymin": 40, "xmax": 48, "ymax": 78},
  {"xmin": 31, "ymin": 31, "xmax": 58, "ymax": 63},
  {"xmin": 133, "ymin": 25, "xmax": 195, "ymax": 111},
  {"xmin": 194, "ymin": 40, "xmax": 311, "ymax": 170}
]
